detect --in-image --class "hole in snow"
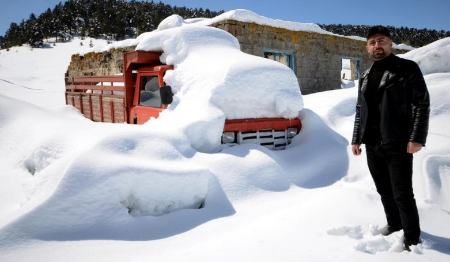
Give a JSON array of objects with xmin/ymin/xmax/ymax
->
[
  {"xmin": 117, "ymin": 170, "xmax": 211, "ymax": 217},
  {"xmin": 106, "ymin": 138, "xmax": 137, "ymax": 152},
  {"xmin": 23, "ymin": 144, "xmax": 62, "ymax": 175},
  {"xmin": 24, "ymin": 159, "xmax": 37, "ymax": 175},
  {"xmin": 120, "ymin": 193, "xmax": 206, "ymax": 217}
]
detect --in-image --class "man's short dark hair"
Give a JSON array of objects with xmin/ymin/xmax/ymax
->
[{"xmin": 367, "ymin": 25, "xmax": 391, "ymax": 39}]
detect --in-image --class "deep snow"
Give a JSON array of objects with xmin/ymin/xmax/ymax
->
[{"xmin": 1, "ymin": 11, "xmax": 450, "ymax": 262}]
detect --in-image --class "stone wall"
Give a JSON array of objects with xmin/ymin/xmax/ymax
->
[{"xmin": 66, "ymin": 46, "xmax": 135, "ymax": 79}]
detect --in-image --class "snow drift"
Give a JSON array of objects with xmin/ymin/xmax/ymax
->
[{"xmin": 400, "ymin": 37, "xmax": 450, "ymax": 74}]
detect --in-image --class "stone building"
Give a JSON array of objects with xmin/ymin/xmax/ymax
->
[{"xmin": 213, "ymin": 20, "xmax": 373, "ymax": 94}]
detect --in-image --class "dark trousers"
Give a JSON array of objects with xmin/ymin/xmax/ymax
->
[{"xmin": 366, "ymin": 143, "xmax": 420, "ymax": 242}]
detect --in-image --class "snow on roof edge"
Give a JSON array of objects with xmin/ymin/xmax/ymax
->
[{"xmin": 193, "ymin": 9, "xmax": 368, "ymax": 42}]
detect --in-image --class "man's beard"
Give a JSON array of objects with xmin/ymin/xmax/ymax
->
[{"xmin": 371, "ymin": 48, "xmax": 387, "ymax": 60}]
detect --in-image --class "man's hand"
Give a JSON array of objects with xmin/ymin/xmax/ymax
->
[
  {"xmin": 407, "ymin": 142, "xmax": 423, "ymax": 154},
  {"xmin": 352, "ymin": 144, "xmax": 362, "ymax": 156}
]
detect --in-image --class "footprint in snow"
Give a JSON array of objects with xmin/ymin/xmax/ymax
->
[{"xmin": 327, "ymin": 224, "xmax": 425, "ymax": 254}]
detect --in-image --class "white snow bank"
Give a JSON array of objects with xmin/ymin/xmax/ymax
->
[
  {"xmin": 420, "ymin": 73, "xmax": 450, "ymax": 211},
  {"xmin": 0, "ymin": 37, "xmax": 111, "ymax": 108},
  {"xmin": 0, "ymin": 95, "xmax": 220, "ymax": 238},
  {"xmin": 425, "ymin": 73, "xmax": 450, "ymax": 116},
  {"xmin": 341, "ymin": 79, "xmax": 357, "ymax": 89},
  {"xmin": 400, "ymin": 37, "xmax": 450, "ymax": 74},
  {"xmin": 0, "ymin": 95, "xmax": 108, "ymax": 226}
]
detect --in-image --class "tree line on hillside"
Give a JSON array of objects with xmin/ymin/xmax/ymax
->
[
  {"xmin": 0, "ymin": 0, "xmax": 222, "ymax": 49},
  {"xmin": 319, "ymin": 24, "xmax": 450, "ymax": 48}
]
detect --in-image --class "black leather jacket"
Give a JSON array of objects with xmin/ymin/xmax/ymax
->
[{"xmin": 352, "ymin": 55, "xmax": 430, "ymax": 145}]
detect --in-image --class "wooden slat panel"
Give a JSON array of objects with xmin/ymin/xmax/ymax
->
[
  {"xmin": 74, "ymin": 95, "xmax": 82, "ymax": 111},
  {"xmin": 113, "ymin": 101, "xmax": 125, "ymax": 122},
  {"xmin": 102, "ymin": 97, "xmax": 112, "ymax": 122},
  {"xmin": 66, "ymin": 91, "xmax": 124, "ymax": 99},
  {"xmin": 66, "ymin": 85, "xmax": 125, "ymax": 92},
  {"xmin": 71, "ymin": 76, "xmax": 123, "ymax": 83},
  {"xmin": 92, "ymin": 96, "xmax": 102, "ymax": 122},
  {"xmin": 81, "ymin": 96, "xmax": 92, "ymax": 120},
  {"xmin": 66, "ymin": 95, "xmax": 75, "ymax": 106},
  {"xmin": 66, "ymin": 92, "xmax": 126, "ymax": 123}
]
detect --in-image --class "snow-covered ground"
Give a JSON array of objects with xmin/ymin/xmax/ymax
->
[{"xmin": 1, "ymin": 12, "xmax": 450, "ymax": 262}]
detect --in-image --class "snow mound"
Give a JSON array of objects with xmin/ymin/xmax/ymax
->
[
  {"xmin": 157, "ymin": 14, "xmax": 185, "ymax": 30},
  {"xmin": 341, "ymin": 79, "xmax": 357, "ymax": 89},
  {"xmin": 400, "ymin": 37, "xmax": 450, "ymax": 74},
  {"xmin": 425, "ymin": 73, "xmax": 450, "ymax": 116},
  {"xmin": 423, "ymin": 154, "xmax": 450, "ymax": 210},
  {"xmin": 0, "ymin": 96, "xmax": 230, "ymax": 241}
]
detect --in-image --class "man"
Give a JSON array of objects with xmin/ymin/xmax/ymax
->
[{"xmin": 351, "ymin": 26, "xmax": 430, "ymax": 251}]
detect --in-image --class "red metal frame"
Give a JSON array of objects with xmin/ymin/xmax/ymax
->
[
  {"xmin": 130, "ymin": 72, "xmax": 163, "ymax": 124},
  {"xmin": 129, "ymin": 64, "xmax": 174, "ymax": 124},
  {"xmin": 223, "ymin": 117, "xmax": 302, "ymax": 133},
  {"xmin": 123, "ymin": 51, "xmax": 165, "ymax": 112}
]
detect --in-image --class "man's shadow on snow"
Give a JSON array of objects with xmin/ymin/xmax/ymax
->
[
  {"xmin": 422, "ymin": 231, "xmax": 450, "ymax": 254},
  {"xmin": 276, "ymin": 109, "xmax": 350, "ymax": 188}
]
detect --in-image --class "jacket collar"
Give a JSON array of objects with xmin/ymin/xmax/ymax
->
[{"xmin": 360, "ymin": 55, "xmax": 397, "ymax": 93}]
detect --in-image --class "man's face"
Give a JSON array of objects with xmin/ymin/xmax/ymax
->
[{"xmin": 367, "ymin": 34, "xmax": 393, "ymax": 61}]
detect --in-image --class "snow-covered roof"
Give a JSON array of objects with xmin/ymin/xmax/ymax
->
[{"xmin": 187, "ymin": 9, "xmax": 333, "ymax": 35}]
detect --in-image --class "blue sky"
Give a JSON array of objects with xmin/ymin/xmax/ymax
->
[{"xmin": 1, "ymin": 0, "xmax": 450, "ymax": 36}]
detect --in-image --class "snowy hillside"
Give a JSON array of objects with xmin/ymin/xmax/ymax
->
[{"xmin": 1, "ymin": 14, "xmax": 450, "ymax": 262}]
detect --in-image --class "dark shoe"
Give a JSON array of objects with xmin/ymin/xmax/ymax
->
[
  {"xmin": 379, "ymin": 225, "xmax": 402, "ymax": 236},
  {"xmin": 403, "ymin": 238, "xmax": 422, "ymax": 251}
]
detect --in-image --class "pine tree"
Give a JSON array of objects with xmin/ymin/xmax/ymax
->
[
  {"xmin": 4, "ymin": 22, "xmax": 24, "ymax": 47},
  {"xmin": 25, "ymin": 13, "xmax": 44, "ymax": 47}
]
